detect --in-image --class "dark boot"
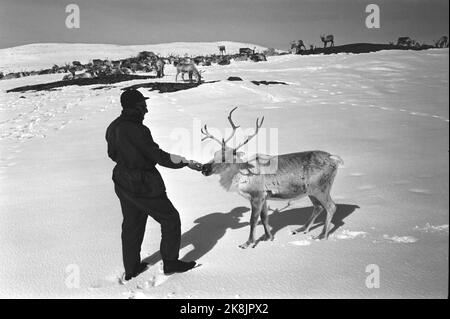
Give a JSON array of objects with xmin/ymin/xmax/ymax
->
[
  {"xmin": 123, "ymin": 262, "xmax": 148, "ymax": 281},
  {"xmin": 163, "ymin": 260, "xmax": 196, "ymax": 275}
]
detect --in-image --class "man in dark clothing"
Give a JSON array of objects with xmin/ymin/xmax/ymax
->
[{"xmin": 106, "ymin": 89, "xmax": 203, "ymax": 281}]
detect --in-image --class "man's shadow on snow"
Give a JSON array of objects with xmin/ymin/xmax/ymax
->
[
  {"xmin": 143, "ymin": 203, "xmax": 359, "ymax": 265},
  {"xmin": 143, "ymin": 206, "xmax": 250, "ymax": 265}
]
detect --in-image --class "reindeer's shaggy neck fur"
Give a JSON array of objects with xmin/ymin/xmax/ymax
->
[{"xmin": 218, "ymin": 162, "xmax": 250, "ymax": 191}]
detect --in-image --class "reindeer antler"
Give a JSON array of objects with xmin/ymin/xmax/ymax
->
[
  {"xmin": 223, "ymin": 107, "xmax": 240, "ymax": 144},
  {"xmin": 201, "ymin": 107, "xmax": 264, "ymax": 150},
  {"xmin": 201, "ymin": 124, "xmax": 223, "ymax": 145},
  {"xmin": 234, "ymin": 116, "xmax": 265, "ymax": 151}
]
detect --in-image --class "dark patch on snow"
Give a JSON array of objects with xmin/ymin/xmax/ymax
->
[
  {"xmin": 6, "ymin": 75, "xmax": 156, "ymax": 93},
  {"xmin": 297, "ymin": 43, "xmax": 436, "ymax": 55},
  {"xmin": 92, "ymin": 85, "xmax": 115, "ymax": 90},
  {"xmin": 227, "ymin": 76, "xmax": 243, "ymax": 81},
  {"xmin": 251, "ymin": 80, "xmax": 288, "ymax": 86},
  {"xmin": 123, "ymin": 80, "xmax": 219, "ymax": 93}
]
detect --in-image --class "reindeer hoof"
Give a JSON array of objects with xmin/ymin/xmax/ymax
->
[
  {"xmin": 291, "ymin": 227, "xmax": 305, "ymax": 235},
  {"xmin": 238, "ymin": 241, "xmax": 253, "ymax": 249},
  {"xmin": 313, "ymin": 233, "xmax": 327, "ymax": 240}
]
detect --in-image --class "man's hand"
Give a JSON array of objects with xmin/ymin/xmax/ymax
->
[{"xmin": 187, "ymin": 160, "xmax": 203, "ymax": 171}]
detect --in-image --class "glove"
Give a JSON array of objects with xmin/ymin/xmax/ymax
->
[{"xmin": 187, "ymin": 160, "xmax": 203, "ymax": 171}]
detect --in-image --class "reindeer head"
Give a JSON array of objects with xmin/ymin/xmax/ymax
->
[{"xmin": 201, "ymin": 107, "xmax": 264, "ymax": 176}]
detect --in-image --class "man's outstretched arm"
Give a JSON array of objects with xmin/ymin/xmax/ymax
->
[{"xmin": 133, "ymin": 125, "xmax": 201, "ymax": 170}]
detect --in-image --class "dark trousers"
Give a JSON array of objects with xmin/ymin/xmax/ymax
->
[{"xmin": 114, "ymin": 185, "xmax": 181, "ymax": 276}]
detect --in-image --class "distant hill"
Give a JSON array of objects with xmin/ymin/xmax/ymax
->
[{"xmin": 0, "ymin": 41, "xmax": 271, "ymax": 73}]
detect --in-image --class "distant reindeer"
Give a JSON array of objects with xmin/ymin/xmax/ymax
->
[
  {"xmin": 320, "ymin": 34, "xmax": 334, "ymax": 48},
  {"xmin": 239, "ymin": 47, "xmax": 255, "ymax": 55},
  {"xmin": 155, "ymin": 58, "xmax": 165, "ymax": 78},
  {"xmin": 397, "ymin": 37, "xmax": 414, "ymax": 47},
  {"xmin": 175, "ymin": 62, "xmax": 202, "ymax": 83},
  {"xmin": 250, "ymin": 53, "xmax": 267, "ymax": 62},
  {"xmin": 201, "ymin": 107, "xmax": 344, "ymax": 249},
  {"xmin": 435, "ymin": 36, "xmax": 448, "ymax": 48},
  {"xmin": 62, "ymin": 69, "xmax": 96, "ymax": 81},
  {"xmin": 218, "ymin": 45, "xmax": 226, "ymax": 56},
  {"xmin": 290, "ymin": 40, "xmax": 306, "ymax": 54}
]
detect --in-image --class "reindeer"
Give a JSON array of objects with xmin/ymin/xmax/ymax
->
[
  {"xmin": 250, "ymin": 53, "xmax": 267, "ymax": 62},
  {"xmin": 62, "ymin": 69, "xmax": 96, "ymax": 81},
  {"xmin": 218, "ymin": 45, "xmax": 226, "ymax": 56},
  {"xmin": 320, "ymin": 34, "xmax": 334, "ymax": 48},
  {"xmin": 435, "ymin": 36, "xmax": 448, "ymax": 48},
  {"xmin": 175, "ymin": 62, "xmax": 202, "ymax": 83},
  {"xmin": 201, "ymin": 107, "xmax": 343, "ymax": 249},
  {"xmin": 397, "ymin": 37, "xmax": 414, "ymax": 47},
  {"xmin": 155, "ymin": 58, "xmax": 165, "ymax": 78},
  {"xmin": 239, "ymin": 47, "xmax": 255, "ymax": 56},
  {"xmin": 290, "ymin": 40, "xmax": 306, "ymax": 54}
]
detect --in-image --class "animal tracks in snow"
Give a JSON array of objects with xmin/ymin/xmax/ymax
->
[
  {"xmin": 414, "ymin": 223, "xmax": 449, "ymax": 234},
  {"xmin": 348, "ymin": 172, "xmax": 365, "ymax": 177},
  {"xmin": 408, "ymin": 188, "xmax": 432, "ymax": 195},
  {"xmin": 356, "ymin": 184, "xmax": 376, "ymax": 190},
  {"xmin": 287, "ymin": 223, "xmax": 448, "ymax": 248},
  {"xmin": 335, "ymin": 101, "xmax": 449, "ymax": 123},
  {"xmin": 0, "ymin": 88, "xmax": 114, "ymax": 141},
  {"xmin": 232, "ymin": 78, "xmax": 448, "ymax": 124},
  {"xmin": 381, "ymin": 235, "xmax": 418, "ymax": 243}
]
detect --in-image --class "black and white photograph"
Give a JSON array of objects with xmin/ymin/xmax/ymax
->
[{"xmin": 0, "ymin": 0, "xmax": 448, "ymax": 302}]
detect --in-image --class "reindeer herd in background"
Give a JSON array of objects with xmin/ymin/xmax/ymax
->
[
  {"xmin": 291, "ymin": 34, "xmax": 335, "ymax": 54},
  {"xmin": 0, "ymin": 34, "xmax": 448, "ymax": 81},
  {"xmin": 291, "ymin": 34, "xmax": 448, "ymax": 54},
  {"xmin": 0, "ymin": 45, "xmax": 272, "ymax": 82}
]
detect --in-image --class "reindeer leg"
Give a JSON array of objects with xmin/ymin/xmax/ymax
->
[
  {"xmin": 291, "ymin": 196, "xmax": 323, "ymax": 235},
  {"xmin": 304, "ymin": 205, "xmax": 323, "ymax": 234},
  {"xmin": 260, "ymin": 199, "xmax": 273, "ymax": 242},
  {"xmin": 313, "ymin": 193, "xmax": 336, "ymax": 240},
  {"xmin": 239, "ymin": 197, "xmax": 264, "ymax": 249}
]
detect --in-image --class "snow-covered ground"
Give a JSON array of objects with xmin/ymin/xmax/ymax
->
[{"xmin": 0, "ymin": 43, "xmax": 448, "ymax": 298}]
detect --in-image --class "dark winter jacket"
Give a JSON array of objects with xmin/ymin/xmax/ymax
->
[{"xmin": 106, "ymin": 108, "xmax": 187, "ymax": 197}]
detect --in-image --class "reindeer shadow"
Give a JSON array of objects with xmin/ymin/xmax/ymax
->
[
  {"xmin": 143, "ymin": 206, "xmax": 250, "ymax": 265},
  {"xmin": 258, "ymin": 204, "xmax": 360, "ymax": 244}
]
